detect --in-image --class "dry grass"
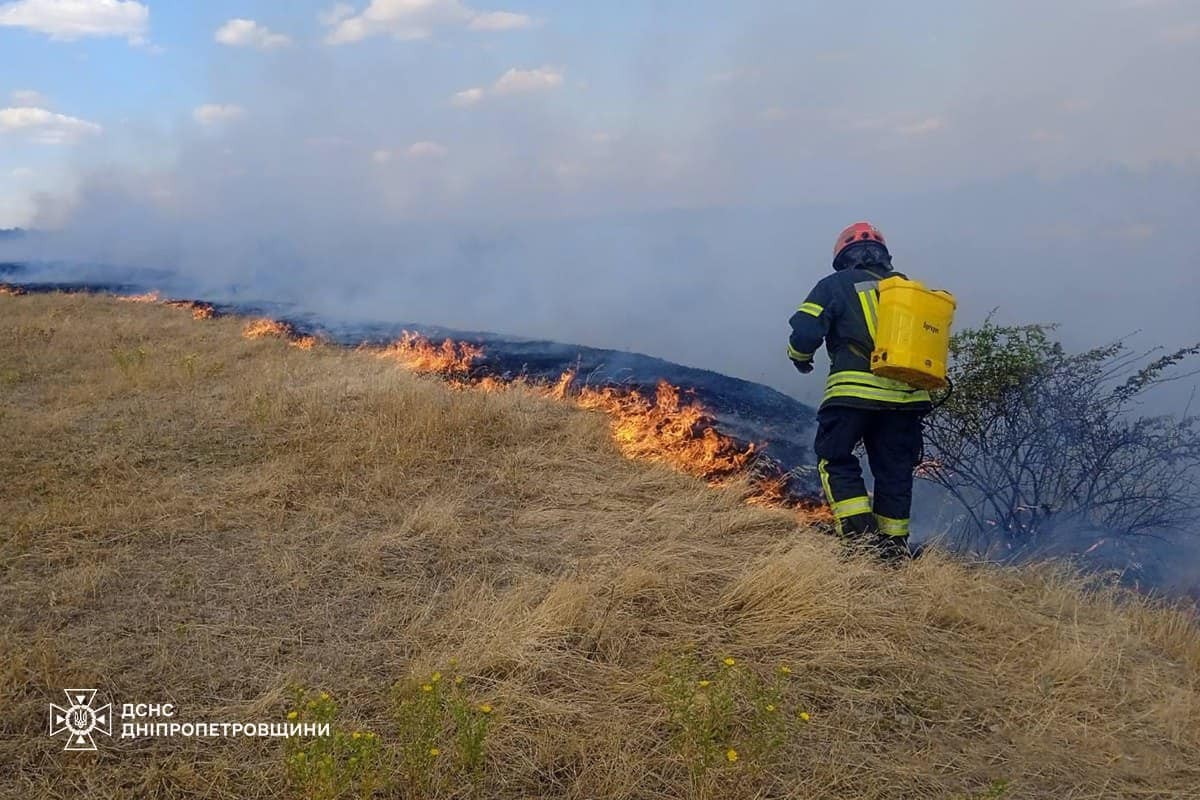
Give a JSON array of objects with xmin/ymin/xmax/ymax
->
[{"xmin": 1, "ymin": 291, "xmax": 1198, "ymax": 799}]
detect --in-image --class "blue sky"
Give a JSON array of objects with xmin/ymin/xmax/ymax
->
[
  {"xmin": 1, "ymin": 1, "xmax": 1198, "ymax": 401},
  {"xmin": 4, "ymin": 0, "xmax": 1195, "ymax": 221},
  {"xmin": 4, "ymin": 0, "xmax": 1196, "ymax": 226}
]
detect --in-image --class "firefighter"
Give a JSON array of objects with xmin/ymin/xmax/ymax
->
[{"xmin": 787, "ymin": 221, "xmax": 929, "ymax": 560}]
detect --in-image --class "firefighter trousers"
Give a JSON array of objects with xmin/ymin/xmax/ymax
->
[{"xmin": 813, "ymin": 405, "xmax": 924, "ymax": 558}]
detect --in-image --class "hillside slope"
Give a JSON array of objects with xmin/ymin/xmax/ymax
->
[{"xmin": 2, "ymin": 292, "xmax": 1198, "ymax": 800}]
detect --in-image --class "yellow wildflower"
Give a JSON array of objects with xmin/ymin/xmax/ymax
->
[
  {"xmin": 779, "ymin": 665, "xmax": 792, "ymax": 675},
  {"xmin": 725, "ymin": 748, "xmax": 739, "ymax": 763},
  {"xmin": 431, "ymin": 671, "xmax": 442, "ymax": 683},
  {"xmin": 723, "ymin": 657, "xmax": 736, "ymax": 667},
  {"xmin": 698, "ymin": 680, "xmax": 711, "ymax": 688},
  {"xmin": 429, "ymin": 747, "xmax": 440, "ymax": 757},
  {"xmin": 478, "ymin": 704, "xmax": 493, "ymax": 714},
  {"xmin": 454, "ymin": 675, "xmax": 464, "ymax": 685},
  {"xmin": 421, "ymin": 684, "xmax": 433, "ymax": 693},
  {"xmin": 352, "ymin": 731, "xmax": 361, "ymax": 740},
  {"xmin": 320, "ymin": 692, "xmax": 330, "ymax": 701},
  {"xmin": 766, "ymin": 704, "xmax": 777, "ymax": 712},
  {"xmin": 287, "ymin": 710, "xmax": 298, "ymax": 720},
  {"xmin": 799, "ymin": 711, "xmax": 811, "ymax": 722}
]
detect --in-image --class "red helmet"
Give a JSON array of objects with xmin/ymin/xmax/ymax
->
[{"xmin": 833, "ymin": 221, "xmax": 886, "ymax": 260}]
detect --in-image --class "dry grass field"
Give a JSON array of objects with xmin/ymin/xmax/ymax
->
[{"xmin": 2, "ymin": 291, "xmax": 1199, "ymax": 799}]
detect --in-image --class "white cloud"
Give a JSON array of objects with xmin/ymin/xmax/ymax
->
[
  {"xmin": 11, "ymin": 89, "xmax": 47, "ymax": 106},
  {"xmin": 896, "ymin": 117, "xmax": 945, "ymax": 136},
  {"xmin": 406, "ymin": 140, "xmax": 448, "ymax": 159},
  {"xmin": 323, "ymin": 0, "xmax": 533, "ymax": 44},
  {"xmin": 193, "ymin": 104, "xmax": 245, "ymax": 126},
  {"xmin": 450, "ymin": 87, "xmax": 484, "ymax": 107},
  {"xmin": 318, "ymin": 2, "xmax": 354, "ymax": 26},
  {"xmin": 449, "ymin": 66, "xmax": 564, "ymax": 108},
  {"xmin": 0, "ymin": 0, "xmax": 148, "ymax": 42},
  {"xmin": 371, "ymin": 148, "xmax": 394, "ymax": 164},
  {"xmin": 467, "ymin": 10, "xmax": 532, "ymax": 31},
  {"xmin": 0, "ymin": 106, "xmax": 101, "ymax": 143},
  {"xmin": 492, "ymin": 66, "xmax": 564, "ymax": 95},
  {"xmin": 215, "ymin": 18, "xmax": 291, "ymax": 49}
]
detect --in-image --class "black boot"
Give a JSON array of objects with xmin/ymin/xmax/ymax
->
[{"xmin": 873, "ymin": 533, "xmax": 912, "ymax": 565}]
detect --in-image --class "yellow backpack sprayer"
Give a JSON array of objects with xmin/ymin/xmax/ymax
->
[{"xmin": 870, "ymin": 276, "xmax": 956, "ymax": 390}]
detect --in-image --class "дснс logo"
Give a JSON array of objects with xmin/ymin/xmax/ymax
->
[{"xmin": 49, "ymin": 689, "xmax": 112, "ymax": 751}]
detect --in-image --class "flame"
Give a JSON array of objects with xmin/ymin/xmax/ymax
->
[
  {"xmin": 538, "ymin": 372, "xmax": 832, "ymax": 525},
  {"xmin": 558, "ymin": 375, "xmax": 755, "ymax": 482},
  {"xmin": 745, "ymin": 476, "xmax": 789, "ymax": 507},
  {"xmin": 546, "ymin": 371, "xmax": 574, "ymax": 400},
  {"xmin": 120, "ymin": 291, "xmax": 163, "ymax": 303},
  {"xmin": 368, "ymin": 332, "xmax": 482, "ymax": 377},
  {"xmin": 0, "ymin": 283, "xmax": 26, "ymax": 296},
  {"xmin": 116, "ymin": 289, "xmax": 217, "ymax": 320},
  {"xmin": 743, "ymin": 473, "xmax": 835, "ymax": 524},
  {"xmin": 242, "ymin": 318, "xmax": 319, "ymax": 349},
  {"xmin": 243, "ymin": 318, "xmax": 294, "ymax": 339},
  {"xmin": 164, "ymin": 299, "xmax": 216, "ymax": 320},
  {"xmin": 474, "ymin": 376, "xmax": 509, "ymax": 393}
]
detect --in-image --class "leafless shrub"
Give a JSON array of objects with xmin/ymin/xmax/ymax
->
[{"xmin": 922, "ymin": 319, "xmax": 1200, "ymax": 552}]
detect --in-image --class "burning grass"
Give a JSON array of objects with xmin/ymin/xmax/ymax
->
[
  {"xmin": 360, "ymin": 333, "xmax": 772, "ymax": 495},
  {"xmin": 163, "ymin": 299, "xmax": 216, "ymax": 320},
  {"xmin": 367, "ymin": 332, "xmax": 482, "ymax": 377},
  {"xmin": 243, "ymin": 317, "xmax": 319, "ymax": 350},
  {"xmin": 2, "ymin": 291, "xmax": 1199, "ymax": 799},
  {"xmin": 118, "ymin": 290, "xmax": 163, "ymax": 304},
  {"xmin": 564, "ymin": 377, "xmax": 756, "ymax": 482}
]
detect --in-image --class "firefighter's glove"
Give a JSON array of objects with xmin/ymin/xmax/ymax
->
[{"xmin": 792, "ymin": 359, "xmax": 814, "ymax": 374}]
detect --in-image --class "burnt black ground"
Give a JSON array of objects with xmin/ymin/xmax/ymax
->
[{"xmin": 0, "ymin": 261, "xmax": 820, "ymax": 498}]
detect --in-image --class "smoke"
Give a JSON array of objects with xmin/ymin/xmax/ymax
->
[
  {"xmin": 3, "ymin": 2, "xmax": 1197, "ymax": 399},
  {"xmin": 11, "ymin": 167, "xmax": 1198, "ymax": 412},
  {"xmin": 2, "ymin": 2, "xmax": 1198, "ymax": 590}
]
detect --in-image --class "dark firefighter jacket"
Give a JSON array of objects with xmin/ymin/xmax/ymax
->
[{"xmin": 788, "ymin": 265, "xmax": 932, "ymax": 412}]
